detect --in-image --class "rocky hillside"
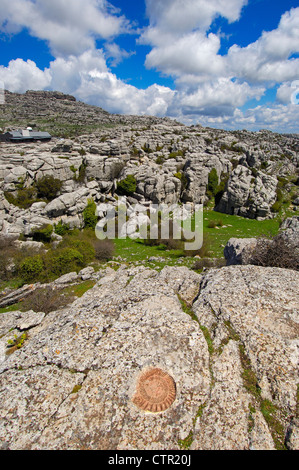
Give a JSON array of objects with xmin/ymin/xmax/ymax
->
[
  {"xmin": 0, "ymin": 263, "xmax": 298, "ymax": 450},
  {"xmin": 0, "ymin": 91, "xmax": 298, "ymax": 451},
  {"xmin": 0, "ymin": 91, "xmax": 298, "ymax": 245}
]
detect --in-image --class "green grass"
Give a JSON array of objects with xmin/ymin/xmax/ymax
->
[
  {"xmin": 61, "ymin": 280, "xmax": 96, "ymax": 298},
  {"xmin": 0, "ymin": 303, "xmax": 23, "ymax": 314},
  {"xmin": 260, "ymin": 399, "xmax": 287, "ymax": 450},
  {"xmin": 198, "ymin": 209, "xmax": 282, "ymax": 258},
  {"xmin": 113, "ymin": 237, "xmax": 192, "ymax": 270},
  {"xmin": 112, "ymin": 209, "xmax": 284, "ymax": 262}
]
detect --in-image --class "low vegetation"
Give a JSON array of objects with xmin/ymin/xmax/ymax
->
[
  {"xmin": 0, "ymin": 228, "xmax": 115, "ymax": 288},
  {"xmin": 4, "ymin": 175, "xmax": 63, "ymax": 209}
]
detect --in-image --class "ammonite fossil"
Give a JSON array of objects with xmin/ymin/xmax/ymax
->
[{"xmin": 132, "ymin": 368, "xmax": 176, "ymax": 413}]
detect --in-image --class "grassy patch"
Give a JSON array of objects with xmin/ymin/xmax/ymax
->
[
  {"xmin": 112, "ymin": 209, "xmax": 284, "ymax": 263},
  {"xmin": 178, "ymin": 295, "xmax": 214, "ymax": 356},
  {"xmin": 178, "ymin": 431, "xmax": 193, "ymax": 450},
  {"xmin": 260, "ymin": 399, "xmax": 287, "ymax": 450},
  {"xmin": 201, "ymin": 210, "xmax": 281, "ymax": 257},
  {"xmin": 61, "ymin": 280, "xmax": 96, "ymax": 298},
  {"xmin": 0, "ymin": 303, "xmax": 23, "ymax": 314}
]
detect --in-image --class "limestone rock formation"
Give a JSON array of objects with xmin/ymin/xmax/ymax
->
[
  {"xmin": 0, "ymin": 264, "xmax": 298, "ymax": 450},
  {"xmin": 0, "ymin": 90, "xmax": 298, "ymax": 245}
]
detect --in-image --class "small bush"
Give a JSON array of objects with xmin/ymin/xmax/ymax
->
[
  {"xmin": 207, "ymin": 169, "xmax": 219, "ymax": 197},
  {"xmin": 77, "ymin": 163, "xmax": 87, "ymax": 183},
  {"xmin": 159, "ymin": 238, "xmax": 183, "ymax": 251},
  {"xmin": 271, "ymin": 201, "xmax": 282, "ymax": 213},
  {"xmin": 18, "ymin": 255, "xmax": 44, "ymax": 282},
  {"xmin": 35, "ymin": 175, "xmax": 63, "ymax": 201},
  {"xmin": 93, "ymin": 239, "xmax": 115, "ymax": 261},
  {"xmin": 4, "ymin": 187, "xmax": 37, "ymax": 209},
  {"xmin": 83, "ymin": 198, "xmax": 97, "ymax": 229},
  {"xmin": 20, "ymin": 287, "xmax": 74, "ymax": 314},
  {"xmin": 208, "ymin": 220, "xmax": 217, "ymax": 228},
  {"xmin": 214, "ymin": 173, "xmax": 229, "ymax": 206},
  {"xmin": 54, "ymin": 221, "xmax": 71, "ymax": 236},
  {"xmin": 31, "ymin": 224, "xmax": 53, "ymax": 243},
  {"xmin": 116, "ymin": 175, "xmax": 137, "ymax": 196},
  {"xmin": 183, "ymin": 233, "xmax": 212, "ymax": 258},
  {"xmin": 155, "ymin": 156, "xmax": 165, "ymax": 165},
  {"xmin": 49, "ymin": 248, "xmax": 84, "ymax": 276},
  {"xmin": 249, "ymin": 235, "xmax": 298, "ymax": 271},
  {"xmin": 0, "ymin": 244, "xmax": 18, "ymax": 281},
  {"xmin": 67, "ymin": 239, "xmax": 95, "ymax": 265}
]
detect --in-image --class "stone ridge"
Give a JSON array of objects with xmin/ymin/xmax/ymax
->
[
  {"xmin": 0, "ymin": 264, "xmax": 298, "ymax": 450},
  {"xmin": 0, "ymin": 91, "xmax": 298, "ymax": 244}
]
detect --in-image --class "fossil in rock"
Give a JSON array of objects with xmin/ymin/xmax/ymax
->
[{"xmin": 132, "ymin": 368, "xmax": 176, "ymax": 413}]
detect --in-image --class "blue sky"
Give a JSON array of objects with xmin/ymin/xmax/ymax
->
[{"xmin": 0, "ymin": 0, "xmax": 298, "ymax": 132}]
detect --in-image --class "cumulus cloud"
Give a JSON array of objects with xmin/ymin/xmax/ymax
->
[
  {"xmin": 0, "ymin": 58, "xmax": 51, "ymax": 92},
  {"xmin": 227, "ymin": 7, "xmax": 299, "ymax": 83},
  {"xmin": 0, "ymin": 51, "xmax": 175, "ymax": 116},
  {"xmin": 140, "ymin": 0, "xmax": 247, "ymax": 79},
  {"xmin": 145, "ymin": 31, "xmax": 225, "ymax": 78},
  {"xmin": 0, "ymin": 0, "xmax": 298, "ymax": 133},
  {"xmin": 0, "ymin": 0, "xmax": 130, "ymax": 56},
  {"xmin": 144, "ymin": 0, "xmax": 248, "ymax": 36},
  {"xmin": 142, "ymin": 3, "xmax": 299, "ymax": 86},
  {"xmin": 167, "ymin": 78, "xmax": 265, "ymax": 122},
  {"xmin": 104, "ymin": 42, "xmax": 135, "ymax": 67}
]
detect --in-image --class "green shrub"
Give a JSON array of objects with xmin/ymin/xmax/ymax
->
[
  {"xmin": 35, "ymin": 175, "xmax": 63, "ymax": 201},
  {"xmin": 174, "ymin": 172, "xmax": 188, "ymax": 192},
  {"xmin": 155, "ymin": 155, "xmax": 165, "ymax": 165},
  {"xmin": 49, "ymin": 248, "xmax": 84, "ymax": 276},
  {"xmin": 271, "ymin": 201, "xmax": 282, "ymax": 213},
  {"xmin": 67, "ymin": 239, "xmax": 95, "ymax": 265},
  {"xmin": 4, "ymin": 187, "xmax": 37, "ymax": 209},
  {"xmin": 77, "ymin": 163, "xmax": 87, "ymax": 183},
  {"xmin": 32, "ymin": 224, "xmax": 53, "ymax": 243},
  {"xmin": 207, "ymin": 169, "xmax": 219, "ymax": 197},
  {"xmin": 214, "ymin": 173, "xmax": 229, "ymax": 206},
  {"xmin": 83, "ymin": 199, "xmax": 97, "ymax": 229},
  {"xmin": 18, "ymin": 255, "xmax": 44, "ymax": 282},
  {"xmin": 116, "ymin": 175, "xmax": 137, "ymax": 196},
  {"xmin": 54, "ymin": 221, "xmax": 71, "ymax": 236}
]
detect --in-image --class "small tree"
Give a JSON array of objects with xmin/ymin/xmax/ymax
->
[
  {"xmin": 116, "ymin": 175, "xmax": 137, "ymax": 196},
  {"xmin": 83, "ymin": 198, "xmax": 97, "ymax": 229},
  {"xmin": 207, "ymin": 168, "xmax": 219, "ymax": 197},
  {"xmin": 35, "ymin": 175, "xmax": 63, "ymax": 201}
]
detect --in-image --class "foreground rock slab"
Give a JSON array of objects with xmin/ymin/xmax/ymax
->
[{"xmin": 0, "ymin": 264, "xmax": 298, "ymax": 450}]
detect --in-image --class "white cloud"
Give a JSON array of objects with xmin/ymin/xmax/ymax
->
[
  {"xmin": 276, "ymin": 81, "xmax": 299, "ymax": 104},
  {"xmin": 0, "ymin": 58, "xmax": 51, "ymax": 92},
  {"xmin": 0, "ymin": 0, "xmax": 130, "ymax": 56},
  {"xmin": 175, "ymin": 102, "xmax": 299, "ymax": 134},
  {"xmin": 0, "ymin": 51, "xmax": 175, "ymax": 117},
  {"xmin": 0, "ymin": 0, "xmax": 298, "ymax": 134},
  {"xmin": 145, "ymin": 31, "xmax": 225, "ymax": 78},
  {"xmin": 167, "ymin": 78, "xmax": 265, "ymax": 122},
  {"xmin": 142, "ymin": 3, "xmax": 299, "ymax": 87},
  {"xmin": 104, "ymin": 42, "xmax": 135, "ymax": 67},
  {"xmin": 227, "ymin": 8, "xmax": 299, "ymax": 83},
  {"xmin": 144, "ymin": 0, "xmax": 248, "ymax": 35}
]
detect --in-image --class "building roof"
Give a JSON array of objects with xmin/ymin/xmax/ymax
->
[{"xmin": 9, "ymin": 130, "xmax": 52, "ymax": 141}]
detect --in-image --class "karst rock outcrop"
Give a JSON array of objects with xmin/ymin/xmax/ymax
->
[
  {"xmin": 0, "ymin": 91, "xmax": 298, "ymax": 243},
  {"xmin": 0, "ymin": 264, "xmax": 298, "ymax": 450}
]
